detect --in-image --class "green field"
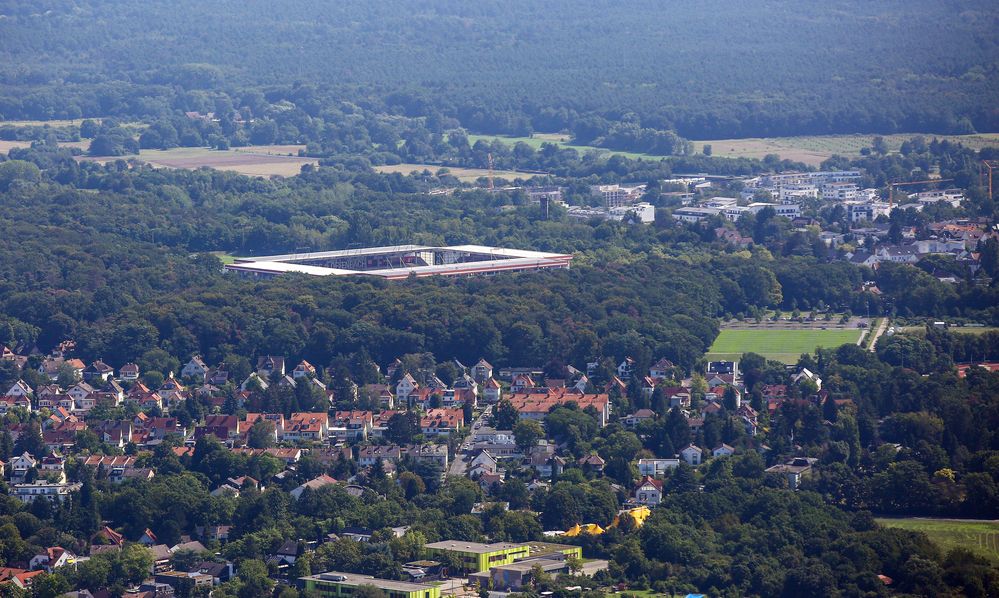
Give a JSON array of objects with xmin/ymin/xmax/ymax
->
[
  {"xmin": 210, "ymin": 252, "xmax": 236, "ymax": 265},
  {"xmin": 707, "ymin": 328, "xmax": 862, "ymax": 363},
  {"xmin": 876, "ymin": 518, "xmax": 999, "ymax": 564}
]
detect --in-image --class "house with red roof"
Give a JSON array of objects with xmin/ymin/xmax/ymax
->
[
  {"xmin": 29, "ymin": 547, "xmax": 76, "ymax": 572},
  {"xmin": 506, "ymin": 389, "xmax": 612, "ymax": 426},
  {"xmin": 420, "ymin": 408, "xmax": 464, "ymax": 436},
  {"xmin": 633, "ymin": 476, "xmax": 664, "ymax": 506}
]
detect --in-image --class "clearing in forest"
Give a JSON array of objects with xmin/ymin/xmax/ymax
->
[
  {"xmin": 76, "ymin": 146, "xmax": 316, "ymax": 178},
  {"xmin": 876, "ymin": 518, "xmax": 999, "ymax": 564},
  {"xmin": 373, "ymin": 163, "xmax": 540, "ymax": 183},
  {"xmin": 692, "ymin": 133, "xmax": 999, "ymax": 167},
  {"xmin": 707, "ymin": 328, "xmax": 863, "ymax": 364}
]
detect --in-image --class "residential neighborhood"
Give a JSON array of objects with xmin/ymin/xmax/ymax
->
[{"xmin": 0, "ymin": 333, "xmax": 857, "ymax": 597}]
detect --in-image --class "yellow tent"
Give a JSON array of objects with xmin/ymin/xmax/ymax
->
[
  {"xmin": 563, "ymin": 522, "xmax": 605, "ymax": 537},
  {"xmin": 607, "ymin": 505, "xmax": 652, "ymax": 530},
  {"xmin": 623, "ymin": 505, "xmax": 652, "ymax": 527}
]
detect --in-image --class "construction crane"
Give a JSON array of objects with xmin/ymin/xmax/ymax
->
[
  {"xmin": 487, "ymin": 152, "xmax": 495, "ymax": 193},
  {"xmin": 981, "ymin": 160, "xmax": 999, "ymax": 199},
  {"xmin": 888, "ymin": 178, "xmax": 953, "ymax": 210}
]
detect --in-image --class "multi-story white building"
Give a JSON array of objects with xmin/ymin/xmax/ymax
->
[
  {"xmin": 591, "ymin": 184, "xmax": 646, "ymax": 208},
  {"xmin": 11, "ymin": 481, "xmax": 81, "ymax": 503},
  {"xmin": 822, "ymin": 182, "xmax": 860, "ymax": 201}
]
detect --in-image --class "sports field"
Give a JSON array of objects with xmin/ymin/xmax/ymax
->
[
  {"xmin": 876, "ymin": 518, "xmax": 999, "ymax": 564},
  {"xmin": 707, "ymin": 328, "xmax": 862, "ymax": 363}
]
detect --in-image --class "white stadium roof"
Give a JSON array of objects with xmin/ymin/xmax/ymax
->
[{"xmin": 224, "ymin": 244, "xmax": 572, "ymax": 279}]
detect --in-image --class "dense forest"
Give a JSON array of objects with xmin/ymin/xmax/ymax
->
[
  {"xmin": 0, "ymin": 0, "xmax": 997, "ymax": 141},
  {"xmin": 3, "ymin": 140, "xmax": 999, "ymax": 381}
]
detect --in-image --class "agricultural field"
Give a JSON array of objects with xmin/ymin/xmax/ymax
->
[
  {"xmin": 469, "ymin": 132, "xmax": 999, "ymax": 167},
  {"xmin": 0, "ymin": 118, "xmax": 95, "ymax": 127},
  {"xmin": 374, "ymin": 163, "xmax": 541, "ymax": 183},
  {"xmin": 77, "ymin": 146, "xmax": 316, "ymax": 178},
  {"xmin": 707, "ymin": 327, "xmax": 864, "ymax": 363},
  {"xmin": 466, "ymin": 134, "xmax": 656, "ymax": 160},
  {"xmin": 693, "ymin": 133, "xmax": 999, "ymax": 167},
  {"xmin": 0, "ymin": 139, "xmax": 90, "ymax": 153},
  {"xmin": 876, "ymin": 518, "xmax": 999, "ymax": 564}
]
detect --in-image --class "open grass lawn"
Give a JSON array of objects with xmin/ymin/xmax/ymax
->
[
  {"xmin": 77, "ymin": 146, "xmax": 317, "ymax": 178},
  {"xmin": 373, "ymin": 162, "xmax": 539, "ymax": 183},
  {"xmin": 210, "ymin": 252, "xmax": 236, "ymax": 265},
  {"xmin": 693, "ymin": 133, "xmax": 999, "ymax": 167},
  {"xmin": 876, "ymin": 518, "xmax": 999, "ymax": 564},
  {"xmin": 707, "ymin": 328, "xmax": 862, "ymax": 364}
]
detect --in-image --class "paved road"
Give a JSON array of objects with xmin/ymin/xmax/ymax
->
[
  {"xmin": 448, "ymin": 404, "xmax": 492, "ymax": 477},
  {"xmin": 437, "ymin": 578, "xmax": 470, "ymax": 597},
  {"xmin": 579, "ymin": 559, "xmax": 610, "ymax": 576}
]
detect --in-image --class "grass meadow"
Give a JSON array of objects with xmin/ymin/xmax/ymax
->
[
  {"xmin": 707, "ymin": 328, "xmax": 863, "ymax": 363},
  {"xmin": 876, "ymin": 518, "xmax": 999, "ymax": 564}
]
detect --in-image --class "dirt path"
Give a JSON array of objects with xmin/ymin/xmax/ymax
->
[{"xmin": 868, "ymin": 318, "xmax": 889, "ymax": 352}]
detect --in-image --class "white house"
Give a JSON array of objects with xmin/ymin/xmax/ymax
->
[
  {"xmin": 240, "ymin": 373, "xmax": 270, "ymax": 392},
  {"xmin": 396, "ymin": 373, "xmax": 418, "ymax": 400},
  {"xmin": 5, "ymin": 380, "xmax": 32, "ymax": 399},
  {"xmin": 29, "ymin": 547, "xmax": 76, "ymax": 572},
  {"xmin": 617, "ymin": 358, "xmax": 635, "ymax": 379},
  {"xmin": 469, "ymin": 450, "xmax": 499, "ymax": 475},
  {"xmin": 67, "ymin": 382, "xmax": 95, "ymax": 404},
  {"xmin": 637, "ymin": 458, "xmax": 680, "ymax": 477},
  {"xmin": 181, "ymin": 356, "xmax": 209, "ymax": 380},
  {"xmin": 472, "ymin": 358, "xmax": 493, "ymax": 382},
  {"xmin": 292, "ymin": 360, "xmax": 317, "ymax": 379},
  {"xmin": 10, "ymin": 452, "xmax": 37, "ymax": 481},
  {"xmin": 791, "ymin": 368, "xmax": 822, "ymax": 391},
  {"xmin": 482, "ymin": 378, "xmax": 502, "ymax": 403},
  {"xmin": 679, "ymin": 444, "xmax": 703, "ymax": 466},
  {"xmin": 633, "ymin": 476, "xmax": 665, "ymax": 507},
  {"xmin": 712, "ymin": 444, "xmax": 735, "ymax": 458},
  {"xmin": 649, "ymin": 358, "xmax": 673, "ymax": 380}
]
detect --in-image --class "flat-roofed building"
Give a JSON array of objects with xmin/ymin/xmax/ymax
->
[
  {"xmin": 672, "ymin": 207, "xmax": 721, "ymax": 223},
  {"xmin": 423, "ymin": 541, "xmax": 530, "ymax": 574},
  {"xmin": 468, "ymin": 555, "xmax": 571, "ymax": 591},
  {"xmin": 300, "ymin": 572, "xmax": 440, "ymax": 598}
]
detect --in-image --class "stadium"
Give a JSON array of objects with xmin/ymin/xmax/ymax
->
[{"xmin": 224, "ymin": 245, "xmax": 573, "ymax": 280}]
